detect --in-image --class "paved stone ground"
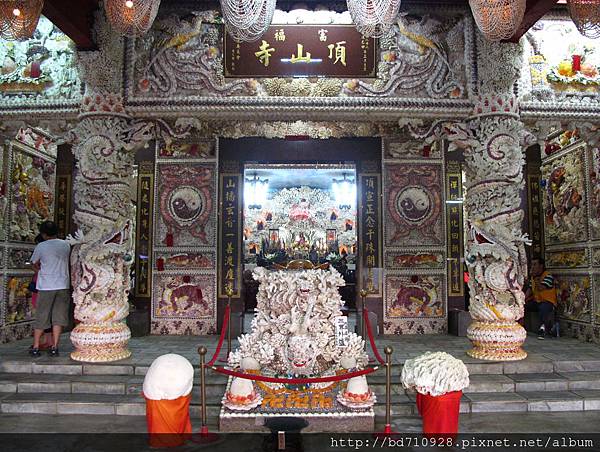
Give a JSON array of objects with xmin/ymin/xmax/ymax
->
[
  {"xmin": 1, "ymin": 411, "xmax": 600, "ymax": 434},
  {"xmin": 2, "ymin": 326, "xmax": 600, "ymax": 367}
]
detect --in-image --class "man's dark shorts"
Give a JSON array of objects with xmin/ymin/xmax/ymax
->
[{"xmin": 33, "ymin": 289, "xmax": 70, "ymax": 330}]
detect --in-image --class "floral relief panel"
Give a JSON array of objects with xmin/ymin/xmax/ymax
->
[
  {"xmin": 384, "ymin": 138, "xmax": 443, "ymax": 160},
  {"xmin": 555, "ymin": 274, "xmax": 591, "ymax": 323},
  {"xmin": 151, "ymin": 273, "xmax": 216, "ymax": 335},
  {"xmin": 384, "ymin": 250, "xmax": 445, "ymax": 269},
  {"xmin": 9, "ymin": 145, "xmax": 56, "ymax": 243},
  {"xmin": 5, "ymin": 275, "xmax": 34, "ymax": 324},
  {"xmin": 157, "ymin": 140, "xmax": 216, "ymax": 160},
  {"xmin": 541, "ymin": 148, "xmax": 587, "ymax": 245},
  {"xmin": 384, "ymin": 163, "xmax": 443, "ymax": 247},
  {"xmin": 154, "ymin": 251, "xmax": 216, "ymax": 271},
  {"xmin": 545, "ymin": 248, "xmax": 588, "ymax": 269},
  {"xmin": 155, "ymin": 162, "xmax": 216, "ymax": 248},
  {"xmin": 7, "ymin": 247, "xmax": 35, "ymax": 269}
]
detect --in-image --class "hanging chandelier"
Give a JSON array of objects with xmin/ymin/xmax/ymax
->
[
  {"xmin": 469, "ymin": 0, "xmax": 526, "ymax": 41},
  {"xmin": 103, "ymin": 0, "xmax": 161, "ymax": 37},
  {"xmin": 568, "ymin": 0, "xmax": 600, "ymax": 39},
  {"xmin": 0, "ymin": 0, "xmax": 44, "ymax": 41},
  {"xmin": 220, "ymin": 0, "xmax": 276, "ymax": 42},
  {"xmin": 346, "ymin": 0, "xmax": 401, "ymax": 38}
]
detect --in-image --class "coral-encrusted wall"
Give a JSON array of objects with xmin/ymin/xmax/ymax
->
[
  {"xmin": 541, "ymin": 135, "xmax": 600, "ymax": 343},
  {"xmin": 382, "ymin": 135, "xmax": 448, "ymax": 334},
  {"xmin": 151, "ymin": 138, "xmax": 218, "ymax": 335},
  {"xmin": 0, "ymin": 128, "xmax": 57, "ymax": 343}
]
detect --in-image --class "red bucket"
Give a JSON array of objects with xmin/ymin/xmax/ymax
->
[
  {"xmin": 415, "ymin": 390, "xmax": 462, "ymax": 440},
  {"xmin": 144, "ymin": 394, "xmax": 192, "ymax": 448}
]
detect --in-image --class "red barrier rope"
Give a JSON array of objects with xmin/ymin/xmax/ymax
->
[
  {"xmin": 206, "ymin": 305, "xmax": 230, "ymax": 367},
  {"xmin": 363, "ymin": 308, "xmax": 386, "ymax": 365},
  {"xmin": 210, "ymin": 365, "xmax": 378, "ymax": 384}
]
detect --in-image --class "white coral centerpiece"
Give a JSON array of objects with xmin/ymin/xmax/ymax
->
[
  {"xmin": 401, "ymin": 352, "xmax": 469, "ymax": 397},
  {"xmin": 228, "ymin": 267, "xmax": 368, "ymax": 375}
]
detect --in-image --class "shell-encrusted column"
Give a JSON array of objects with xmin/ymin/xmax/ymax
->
[
  {"xmin": 462, "ymin": 93, "xmax": 530, "ymax": 361},
  {"xmin": 444, "ymin": 37, "xmax": 533, "ymax": 361},
  {"xmin": 66, "ymin": 95, "xmax": 156, "ymax": 362}
]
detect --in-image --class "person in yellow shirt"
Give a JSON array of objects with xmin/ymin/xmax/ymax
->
[{"xmin": 525, "ymin": 257, "xmax": 557, "ymax": 340}]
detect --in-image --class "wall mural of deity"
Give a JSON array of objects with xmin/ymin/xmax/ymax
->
[
  {"xmin": 555, "ymin": 274, "xmax": 591, "ymax": 323},
  {"xmin": 384, "ymin": 163, "xmax": 443, "ymax": 247},
  {"xmin": 541, "ymin": 147, "xmax": 587, "ymax": 245},
  {"xmin": 153, "ymin": 273, "xmax": 215, "ymax": 325},
  {"xmin": 155, "ymin": 163, "xmax": 216, "ymax": 247},
  {"xmin": 9, "ymin": 144, "xmax": 56, "ymax": 243},
  {"xmin": 385, "ymin": 274, "xmax": 445, "ymax": 320}
]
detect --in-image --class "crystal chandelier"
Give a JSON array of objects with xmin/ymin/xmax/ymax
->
[
  {"xmin": 346, "ymin": 0, "xmax": 401, "ymax": 38},
  {"xmin": 469, "ymin": 0, "xmax": 526, "ymax": 41},
  {"xmin": 0, "ymin": 0, "xmax": 44, "ymax": 41},
  {"xmin": 103, "ymin": 0, "xmax": 161, "ymax": 37},
  {"xmin": 220, "ymin": 0, "xmax": 276, "ymax": 42},
  {"xmin": 568, "ymin": 0, "xmax": 600, "ymax": 39}
]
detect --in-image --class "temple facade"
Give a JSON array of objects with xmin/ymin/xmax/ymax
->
[{"xmin": 0, "ymin": 3, "xmax": 599, "ymax": 361}]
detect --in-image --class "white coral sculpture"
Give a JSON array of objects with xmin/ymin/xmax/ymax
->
[
  {"xmin": 401, "ymin": 351, "xmax": 469, "ymax": 397},
  {"xmin": 228, "ymin": 267, "xmax": 368, "ymax": 375}
]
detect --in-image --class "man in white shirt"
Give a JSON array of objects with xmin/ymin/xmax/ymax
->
[{"xmin": 30, "ymin": 221, "xmax": 71, "ymax": 357}]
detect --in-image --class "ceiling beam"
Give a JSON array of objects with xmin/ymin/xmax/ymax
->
[
  {"xmin": 505, "ymin": 0, "xmax": 560, "ymax": 42},
  {"xmin": 42, "ymin": 0, "xmax": 98, "ymax": 51}
]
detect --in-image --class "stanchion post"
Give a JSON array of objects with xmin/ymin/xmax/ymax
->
[
  {"xmin": 198, "ymin": 346, "xmax": 208, "ymax": 435},
  {"xmin": 384, "ymin": 346, "xmax": 393, "ymax": 434},
  {"xmin": 359, "ymin": 288, "xmax": 367, "ymax": 346},
  {"xmin": 226, "ymin": 286, "xmax": 233, "ymax": 358}
]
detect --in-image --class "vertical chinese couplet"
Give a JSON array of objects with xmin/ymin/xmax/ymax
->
[
  {"xmin": 359, "ymin": 174, "xmax": 381, "ymax": 294},
  {"xmin": 446, "ymin": 162, "xmax": 464, "ymax": 297},
  {"xmin": 219, "ymin": 174, "xmax": 242, "ymax": 298},
  {"xmin": 135, "ymin": 162, "xmax": 154, "ymax": 298}
]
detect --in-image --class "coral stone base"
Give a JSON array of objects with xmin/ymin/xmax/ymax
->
[
  {"xmin": 466, "ymin": 320, "xmax": 527, "ymax": 361},
  {"xmin": 70, "ymin": 322, "xmax": 132, "ymax": 363},
  {"xmin": 219, "ymin": 410, "xmax": 374, "ymax": 433}
]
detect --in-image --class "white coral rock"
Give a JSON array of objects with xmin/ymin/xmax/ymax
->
[{"xmin": 401, "ymin": 351, "xmax": 469, "ymax": 397}]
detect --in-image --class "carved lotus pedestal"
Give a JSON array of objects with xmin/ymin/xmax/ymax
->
[
  {"xmin": 466, "ymin": 320, "xmax": 527, "ymax": 361},
  {"xmin": 70, "ymin": 322, "xmax": 132, "ymax": 362}
]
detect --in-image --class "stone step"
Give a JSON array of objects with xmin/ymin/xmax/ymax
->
[
  {"xmin": 4, "ymin": 370, "xmax": 600, "ymax": 398},
  {"xmin": 7, "ymin": 356, "xmax": 599, "ymax": 377},
  {"xmin": 1, "ymin": 390, "xmax": 599, "ymax": 417},
  {"xmin": 0, "ymin": 393, "xmax": 221, "ymax": 418}
]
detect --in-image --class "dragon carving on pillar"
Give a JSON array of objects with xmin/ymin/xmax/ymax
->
[
  {"xmin": 65, "ymin": 95, "xmax": 165, "ymax": 362},
  {"xmin": 446, "ymin": 94, "xmax": 533, "ymax": 361}
]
